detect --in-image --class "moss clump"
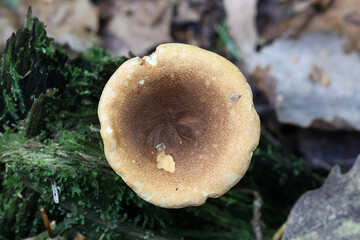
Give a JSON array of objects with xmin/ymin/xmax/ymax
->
[
  {"xmin": 0, "ymin": 8, "xmax": 126, "ymax": 137},
  {"xmin": 0, "ymin": 8, "xmax": 67, "ymax": 130},
  {"xmin": 0, "ymin": 128, "xmax": 322, "ymax": 239}
]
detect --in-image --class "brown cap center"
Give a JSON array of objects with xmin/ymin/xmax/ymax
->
[{"xmin": 121, "ymin": 74, "xmax": 222, "ymax": 161}]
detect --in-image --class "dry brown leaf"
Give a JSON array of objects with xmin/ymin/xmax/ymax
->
[
  {"xmin": 15, "ymin": 0, "xmax": 99, "ymax": 52},
  {"xmin": 105, "ymin": 0, "xmax": 172, "ymax": 56},
  {"xmin": 287, "ymin": 0, "xmax": 360, "ymax": 53},
  {"xmin": 258, "ymin": 0, "xmax": 360, "ymax": 53},
  {"xmin": 223, "ymin": 0, "xmax": 257, "ymax": 57}
]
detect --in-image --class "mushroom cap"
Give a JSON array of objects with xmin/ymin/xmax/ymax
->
[{"xmin": 98, "ymin": 43, "xmax": 260, "ymax": 208}]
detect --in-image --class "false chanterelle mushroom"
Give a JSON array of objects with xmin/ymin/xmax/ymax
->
[{"xmin": 98, "ymin": 43, "xmax": 260, "ymax": 208}]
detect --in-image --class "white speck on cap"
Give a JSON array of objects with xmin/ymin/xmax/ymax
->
[
  {"xmin": 145, "ymin": 53, "xmax": 157, "ymax": 66},
  {"xmin": 101, "ymin": 114, "xmax": 108, "ymax": 121},
  {"xmin": 106, "ymin": 125, "xmax": 113, "ymax": 133}
]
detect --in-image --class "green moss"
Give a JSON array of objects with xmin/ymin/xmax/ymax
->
[
  {"xmin": 0, "ymin": 130, "xmax": 323, "ymax": 239},
  {"xmin": 0, "ymin": 8, "xmax": 126, "ymax": 137},
  {"xmin": 0, "ymin": 8, "xmax": 67, "ymax": 130},
  {"xmin": 1, "ymin": 130, "xmax": 172, "ymax": 238}
]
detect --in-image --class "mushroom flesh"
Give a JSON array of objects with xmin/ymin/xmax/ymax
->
[{"xmin": 98, "ymin": 43, "xmax": 260, "ymax": 208}]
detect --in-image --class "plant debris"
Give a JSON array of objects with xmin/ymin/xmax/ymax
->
[{"xmin": 309, "ymin": 65, "xmax": 331, "ymax": 87}]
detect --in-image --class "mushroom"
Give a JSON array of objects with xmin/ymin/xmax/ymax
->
[{"xmin": 98, "ymin": 43, "xmax": 260, "ymax": 208}]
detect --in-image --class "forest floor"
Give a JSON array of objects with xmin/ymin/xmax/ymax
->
[{"xmin": 0, "ymin": 0, "xmax": 360, "ymax": 239}]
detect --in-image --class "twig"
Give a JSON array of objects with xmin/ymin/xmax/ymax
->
[
  {"xmin": 40, "ymin": 207, "xmax": 54, "ymax": 238},
  {"xmin": 251, "ymin": 191, "xmax": 263, "ymax": 240},
  {"xmin": 272, "ymin": 223, "xmax": 286, "ymax": 240}
]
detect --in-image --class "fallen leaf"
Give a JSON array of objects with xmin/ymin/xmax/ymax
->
[
  {"xmin": 223, "ymin": 0, "xmax": 257, "ymax": 57},
  {"xmin": 257, "ymin": 0, "xmax": 360, "ymax": 53},
  {"xmin": 104, "ymin": 0, "xmax": 172, "ymax": 56},
  {"xmin": 282, "ymin": 156, "xmax": 360, "ymax": 240},
  {"xmin": 276, "ymin": 0, "xmax": 360, "ymax": 53},
  {"xmin": 302, "ymin": 0, "xmax": 360, "ymax": 53},
  {"xmin": 247, "ymin": 31, "xmax": 360, "ymax": 131},
  {"xmin": 15, "ymin": 0, "xmax": 99, "ymax": 52}
]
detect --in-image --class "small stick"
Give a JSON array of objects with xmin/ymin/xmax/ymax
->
[
  {"xmin": 272, "ymin": 223, "xmax": 286, "ymax": 240},
  {"xmin": 251, "ymin": 191, "xmax": 263, "ymax": 240},
  {"xmin": 40, "ymin": 207, "xmax": 54, "ymax": 238}
]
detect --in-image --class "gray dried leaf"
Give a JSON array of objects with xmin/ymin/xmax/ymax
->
[{"xmin": 247, "ymin": 32, "xmax": 360, "ymax": 130}]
